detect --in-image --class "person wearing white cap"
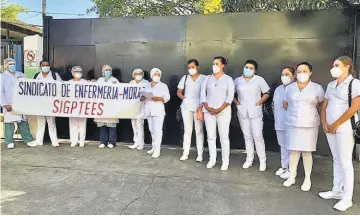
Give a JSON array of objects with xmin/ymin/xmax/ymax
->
[
  {"xmin": 34, "ymin": 60, "xmax": 61, "ymax": 147},
  {"xmin": 143, "ymin": 68, "xmax": 170, "ymax": 158},
  {"xmin": 177, "ymin": 59, "xmax": 205, "ymax": 162},
  {"xmin": 0, "ymin": 58, "xmax": 37, "ymax": 149},
  {"xmin": 68, "ymin": 66, "xmax": 88, "ymax": 147},
  {"xmin": 128, "ymin": 68, "xmax": 150, "ymax": 150},
  {"xmin": 94, "ymin": 64, "xmax": 120, "ymax": 149},
  {"xmin": 200, "ymin": 56, "xmax": 234, "ymax": 171}
]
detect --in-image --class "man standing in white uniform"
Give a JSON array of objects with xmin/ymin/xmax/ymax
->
[
  {"xmin": 34, "ymin": 60, "xmax": 61, "ymax": 147},
  {"xmin": 201, "ymin": 56, "xmax": 234, "ymax": 171}
]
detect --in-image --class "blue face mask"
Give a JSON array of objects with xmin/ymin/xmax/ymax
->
[
  {"xmin": 8, "ymin": 65, "xmax": 16, "ymax": 72},
  {"xmin": 243, "ymin": 68, "xmax": 254, "ymax": 77},
  {"xmin": 104, "ymin": 70, "xmax": 112, "ymax": 77}
]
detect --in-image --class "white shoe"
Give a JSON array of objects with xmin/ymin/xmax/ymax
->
[
  {"xmin": 280, "ymin": 170, "xmax": 290, "ymax": 179},
  {"xmin": 152, "ymin": 151, "xmax": 160, "ymax": 158},
  {"xmin": 7, "ymin": 143, "xmax": 14, "ymax": 149},
  {"xmin": 333, "ymin": 200, "xmax": 353, "ymax": 212},
  {"xmin": 107, "ymin": 144, "xmax": 114, "ymax": 149},
  {"xmin": 128, "ymin": 144, "xmax": 138, "ymax": 149},
  {"xmin": 283, "ymin": 178, "xmax": 295, "ymax": 187},
  {"xmin": 242, "ymin": 161, "xmax": 253, "ymax": 169},
  {"xmin": 180, "ymin": 155, "xmax": 188, "ymax": 161},
  {"xmin": 52, "ymin": 143, "xmax": 60, "ymax": 147},
  {"xmin": 147, "ymin": 149, "xmax": 154, "ymax": 154},
  {"xmin": 275, "ymin": 168, "xmax": 286, "ymax": 176},
  {"xmin": 259, "ymin": 162, "xmax": 266, "ymax": 172},
  {"xmin": 79, "ymin": 143, "xmax": 85, "ymax": 148},
  {"xmin": 301, "ymin": 179, "xmax": 311, "ymax": 192},
  {"xmin": 99, "ymin": 143, "xmax": 106, "ymax": 148},
  {"xmin": 319, "ymin": 191, "xmax": 342, "ymax": 200},
  {"xmin": 196, "ymin": 156, "xmax": 203, "ymax": 163},
  {"xmin": 221, "ymin": 163, "xmax": 229, "ymax": 171},
  {"xmin": 70, "ymin": 143, "xmax": 78, "ymax": 148},
  {"xmin": 206, "ymin": 161, "xmax": 216, "ymax": 169},
  {"xmin": 27, "ymin": 140, "xmax": 38, "ymax": 147},
  {"xmin": 36, "ymin": 141, "xmax": 43, "ymax": 146},
  {"xmin": 137, "ymin": 146, "xmax": 144, "ymax": 150}
]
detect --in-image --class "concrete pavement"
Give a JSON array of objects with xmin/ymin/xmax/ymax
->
[{"xmin": 1, "ymin": 142, "xmax": 359, "ymax": 215}]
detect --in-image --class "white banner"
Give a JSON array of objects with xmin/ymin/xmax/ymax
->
[{"xmin": 12, "ymin": 79, "xmax": 144, "ymax": 118}]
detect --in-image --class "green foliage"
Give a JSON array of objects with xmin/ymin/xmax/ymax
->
[{"xmin": 0, "ymin": 0, "xmax": 28, "ymax": 21}]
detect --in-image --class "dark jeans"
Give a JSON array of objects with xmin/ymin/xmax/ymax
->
[{"xmin": 99, "ymin": 126, "xmax": 117, "ymax": 145}]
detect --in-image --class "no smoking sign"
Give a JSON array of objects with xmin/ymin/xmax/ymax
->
[{"xmin": 24, "ymin": 50, "xmax": 37, "ymax": 67}]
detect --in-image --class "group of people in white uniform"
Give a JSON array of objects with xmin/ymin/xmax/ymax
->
[{"xmin": 1, "ymin": 55, "xmax": 359, "ymax": 212}]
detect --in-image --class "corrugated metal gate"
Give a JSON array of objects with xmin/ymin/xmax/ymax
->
[{"xmin": 43, "ymin": 8, "xmax": 359, "ymax": 155}]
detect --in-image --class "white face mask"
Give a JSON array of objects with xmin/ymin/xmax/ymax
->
[
  {"xmin": 152, "ymin": 76, "xmax": 160, "ymax": 82},
  {"xmin": 74, "ymin": 72, "xmax": 82, "ymax": 79},
  {"xmin": 41, "ymin": 66, "xmax": 50, "ymax": 73},
  {"xmin": 281, "ymin": 76, "xmax": 292, "ymax": 85},
  {"xmin": 188, "ymin": 68, "xmax": 197, "ymax": 76},
  {"xmin": 330, "ymin": 67, "xmax": 342, "ymax": 78},
  {"xmin": 297, "ymin": 73, "xmax": 310, "ymax": 83},
  {"xmin": 212, "ymin": 65, "xmax": 220, "ymax": 74},
  {"xmin": 135, "ymin": 75, "xmax": 143, "ymax": 81}
]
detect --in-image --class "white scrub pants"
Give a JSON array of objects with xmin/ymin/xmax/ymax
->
[
  {"xmin": 181, "ymin": 108, "xmax": 204, "ymax": 157},
  {"xmin": 276, "ymin": 130, "xmax": 290, "ymax": 169},
  {"xmin": 36, "ymin": 116, "xmax": 58, "ymax": 145},
  {"xmin": 238, "ymin": 116, "xmax": 266, "ymax": 163},
  {"xmin": 204, "ymin": 111, "xmax": 231, "ymax": 165},
  {"xmin": 326, "ymin": 132, "xmax": 355, "ymax": 201},
  {"xmin": 69, "ymin": 117, "xmax": 87, "ymax": 145},
  {"xmin": 131, "ymin": 118, "xmax": 145, "ymax": 148},
  {"xmin": 148, "ymin": 116, "xmax": 165, "ymax": 153}
]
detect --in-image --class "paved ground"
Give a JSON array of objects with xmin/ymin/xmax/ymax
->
[{"xmin": 1, "ymin": 141, "xmax": 359, "ymax": 215}]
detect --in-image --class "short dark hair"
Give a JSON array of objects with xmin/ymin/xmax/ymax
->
[
  {"xmin": 282, "ymin": 66, "xmax": 295, "ymax": 75},
  {"xmin": 213, "ymin": 56, "xmax": 227, "ymax": 65},
  {"xmin": 187, "ymin": 59, "xmax": 199, "ymax": 66},
  {"xmin": 297, "ymin": 62, "xmax": 312, "ymax": 71},
  {"xmin": 244, "ymin": 59, "xmax": 258, "ymax": 70},
  {"xmin": 40, "ymin": 60, "xmax": 49, "ymax": 65}
]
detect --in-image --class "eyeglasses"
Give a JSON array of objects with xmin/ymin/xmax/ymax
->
[{"xmin": 74, "ymin": 71, "xmax": 82, "ymax": 73}]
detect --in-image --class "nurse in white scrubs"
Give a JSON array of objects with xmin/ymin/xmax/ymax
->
[
  {"xmin": 144, "ymin": 68, "xmax": 170, "ymax": 158},
  {"xmin": 234, "ymin": 59, "xmax": 270, "ymax": 172},
  {"xmin": 68, "ymin": 66, "xmax": 87, "ymax": 147},
  {"xmin": 201, "ymin": 56, "xmax": 234, "ymax": 171},
  {"xmin": 177, "ymin": 59, "xmax": 205, "ymax": 162},
  {"xmin": 273, "ymin": 67, "xmax": 295, "ymax": 179},
  {"xmin": 128, "ymin": 68, "xmax": 150, "ymax": 150},
  {"xmin": 319, "ymin": 56, "xmax": 360, "ymax": 212},
  {"xmin": 283, "ymin": 62, "xmax": 325, "ymax": 192}
]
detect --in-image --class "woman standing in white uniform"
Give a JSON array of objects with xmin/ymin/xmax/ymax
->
[
  {"xmin": 68, "ymin": 66, "xmax": 88, "ymax": 148},
  {"xmin": 128, "ymin": 68, "xmax": 150, "ymax": 150},
  {"xmin": 201, "ymin": 56, "xmax": 234, "ymax": 171},
  {"xmin": 283, "ymin": 62, "xmax": 325, "ymax": 192},
  {"xmin": 234, "ymin": 59, "xmax": 270, "ymax": 172},
  {"xmin": 144, "ymin": 68, "xmax": 170, "ymax": 158},
  {"xmin": 34, "ymin": 60, "xmax": 62, "ymax": 147},
  {"xmin": 319, "ymin": 56, "xmax": 360, "ymax": 212},
  {"xmin": 177, "ymin": 59, "xmax": 205, "ymax": 162},
  {"xmin": 273, "ymin": 67, "xmax": 295, "ymax": 179}
]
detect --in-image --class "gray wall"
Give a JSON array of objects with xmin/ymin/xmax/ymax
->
[{"xmin": 45, "ymin": 8, "xmax": 357, "ymax": 155}]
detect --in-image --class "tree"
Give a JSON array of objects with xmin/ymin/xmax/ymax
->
[
  {"xmin": 203, "ymin": 0, "xmax": 223, "ymax": 14},
  {"xmin": 0, "ymin": 0, "xmax": 28, "ymax": 21}
]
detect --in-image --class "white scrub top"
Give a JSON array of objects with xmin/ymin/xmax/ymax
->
[
  {"xmin": 35, "ymin": 71, "xmax": 62, "ymax": 81},
  {"xmin": 325, "ymin": 75, "xmax": 360, "ymax": 134},
  {"xmin": 68, "ymin": 78, "xmax": 88, "ymax": 83},
  {"xmin": 130, "ymin": 79, "xmax": 150, "ymax": 119},
  {"xmin": 273, "ymin": 84, "xmax": 287, "ymax": 131},
  {"xmin": 144, "ymin": 82, "xmax": 170, "ymax": 117},
  {"xmin": 177, "ymin": 74, "xmax": 206, "ymax": 112},
  {"xmin": 234, "ymin": 75, "xmax": 270, "ymax": 119},
  {"xmin": 96, "ymin": 76, "xmax": 119, "ymax": 84},
  {"xmin": 284, "ymin": 81, "xmax": 325, "ymax": 127},
  {"xmin": 200, "ymin": 74, "xmax": 234, "ymax": 114},
  {"xmin": 0, "ymin": 71, "xmax": 27, "ymax": 123}
]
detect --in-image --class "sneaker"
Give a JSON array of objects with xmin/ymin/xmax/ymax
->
[
  {"xmin": 242, "ymin": 161, "xmax": 253, "ymax": 169},
  {"xmin": 152, "ymin": 151, "xmax": 160, "ymax": 158},
  {"xmin": 107, "ymin": 144, "xmax": 114, "ymax": 149},
  {"xmin": 333, "ymin": 200, "xmax": 353, "ymax": 212},
  {"xmin": 27, "ymin": 140, "xmax": 38, "ymax": 147},
  {"xmin": 99, "ymin": 143, "xmax": 106, "ymax": 148},
  {"xmin": 79, "ymin": 143, "xmax": 85, "ymax": 148},
  {"xmin": 52, "ymin": 143, "xmax": 60, "ymax": 147},
  {"xmin": 259, "ymin": 162, "xmax": 266, "ymax": 172},
  {"xmin": 283, "ymin": 178, "xmax": 295, "ymax": 187},
  {"xmin": 221, "ymin": 163, "xmax": 229, "ymax": 171},
  {"xmin": 319, "ymin": 191, "xmax": 342, "ymax": 200},
  {"xmin": 70, "ymin": 143, "xmax": 78, "ymax": 148},
  {"xmin": 7, "ymin": 143, "xmax": 14, "ymax": 149},
  {"xmin": 36, "ymin": 141, "xmax": 43, "ymax": 146},
  {"xmin": 301, "ymin": 179, "xmax": 311, "ymax": 192},
  {"xmin": 275, "ymin": 168, "xmax": 286, "ymax": 176},
  {"xmin": 137, "ymin": 146, "xmax": 144, "ymax": 150},
  {"xmin": 196, "ymin": 156, "xmax": 203, "ymax": 163},
  {"xmin": 206, "ymin": 161, "xmax": 216, "ymax": 169},
  {"xmin": 147, "ymin": 149, "xmax": 154, "ymax": 154},
  {"xmin": 280, "ymin": 170, "xmax": 290, "ymax": 179},
  {"xmin": 128, "ymin": 144, "xmax": 138, "ymax": 149},
  {"xmin": 180, "ymin": 155, "xmax": 188, "ymax": 161}
]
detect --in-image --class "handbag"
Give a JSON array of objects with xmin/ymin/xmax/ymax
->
[
  {"xmin": 348, "ymin": 79, "xmax": 360, "ymax": 138},
  {"xmin": 176, "ymin": 75, "xmax": 188, "ymax": 122}
]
